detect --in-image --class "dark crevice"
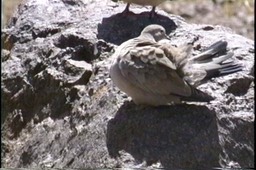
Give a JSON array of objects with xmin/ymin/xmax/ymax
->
[
  {"xmin": 225, "ymin": 77, "xmax": 253, "ymax": 96},
  {"xmin": 32, "ymin": 27, "xmax": 61, "ymax": 39}
]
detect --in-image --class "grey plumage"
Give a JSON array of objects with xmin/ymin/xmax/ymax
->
[{"xmin": 109, "ymin": 24, "xmax": 242, "ymax": 106}]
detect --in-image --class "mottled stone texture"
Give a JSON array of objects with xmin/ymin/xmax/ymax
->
[{"xmin": 1, "ymin": 0, "xmax": 254, "ymax": 169}]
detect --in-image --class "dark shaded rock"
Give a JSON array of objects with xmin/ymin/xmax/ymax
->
[
  {"xmin": 97, "ymin": 10, "xmax": 177, "ymax": 45},
  {"xmin": 32, "ymin": 27, "xmax": 61, "ymax": 39},
  {"xmin": 107, "ymin": 102, "xmax": 221, "ymax": 169},
  {"xmin": 54, "ymin": 32, "xmax": 99, "ymax": 62},
  {"xmin": 63, "ymin": 59, "xmax": 92, "ymax": 85},
  {"xmin": 225, "ymin": 76, "xmax": 254, "ymax": 96},
  {"xmin": 1, "ymin": 0, "xmax": 254, "ymax": 169}
]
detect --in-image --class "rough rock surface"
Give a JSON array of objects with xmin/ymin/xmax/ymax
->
[{"xmin": 1, "ymin": 0, "xmax": 254, "ymax": 169}]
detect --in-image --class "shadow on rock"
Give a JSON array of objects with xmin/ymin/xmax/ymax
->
[
  {"xmin": 107, "ymin": 101, "xmax": 221, "ymax": 169},
  {"xmin": 97, "ymin": 12, "xmax": 177, "ymax": 45}
]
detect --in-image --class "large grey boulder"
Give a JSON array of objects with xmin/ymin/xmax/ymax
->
[{"xmin": 1, "ymin": 0, "xmax": 254, "ymax": 169}]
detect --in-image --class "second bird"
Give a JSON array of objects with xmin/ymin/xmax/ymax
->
[{"xmin": 112, "ymin": 0, "xmax": 169, "ymax": 17}]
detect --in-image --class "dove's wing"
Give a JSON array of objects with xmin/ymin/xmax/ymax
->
[{"xmin": 118, "ymin": 43, "xmax": 193, "ymax": 97}]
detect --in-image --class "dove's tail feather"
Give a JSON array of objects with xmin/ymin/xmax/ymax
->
[
  {"xmin": 204, "ymin": 61, "xmax": 243, "ymax": 80},
  {"xmin": 178, "ymin": 84, "xmax": 214, "ymax": 102},
  {"xmin": 190, "ymin": 40, "xmax": 243, "ymax": 83},
  {"xmin": 191, "ymin": 40, "xmax": 228, "ymax": 62},
  {"xmin": 199, "ymin": 52, "xmax": 243, "ymax": 82}
]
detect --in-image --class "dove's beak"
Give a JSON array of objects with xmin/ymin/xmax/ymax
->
[{"xmin": 165, "ymin": 34, "xmax": 171, "ymax": 40}]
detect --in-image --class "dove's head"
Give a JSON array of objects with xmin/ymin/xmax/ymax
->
[{"xmin": 140, "ymin": 24, "xmax": 170, "ymax": 42}]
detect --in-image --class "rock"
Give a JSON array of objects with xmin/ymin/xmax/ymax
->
[
  {"xmin": 1, "ymin": 0, "xmax": 254, "ymax": 169},
  {"xmin": 63, "ymin": 59, "xmax": 92, "ymax": 85},
  {"xmin": 107, "ymin": 103, "xmax": 221, "ymax": 169},
  {"xmin": 218, "ymin": 111, "xmax": 254, "ymax": 168}
]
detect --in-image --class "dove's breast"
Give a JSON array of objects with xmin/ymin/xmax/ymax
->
[{"xmin": 110, "ymin": 58, "xmax": 137, "ymax": 97}]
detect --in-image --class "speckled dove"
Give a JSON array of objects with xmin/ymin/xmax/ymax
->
[{"xmin": 109, "ymin": 24, "xmax": 242, "ymax": 106}]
